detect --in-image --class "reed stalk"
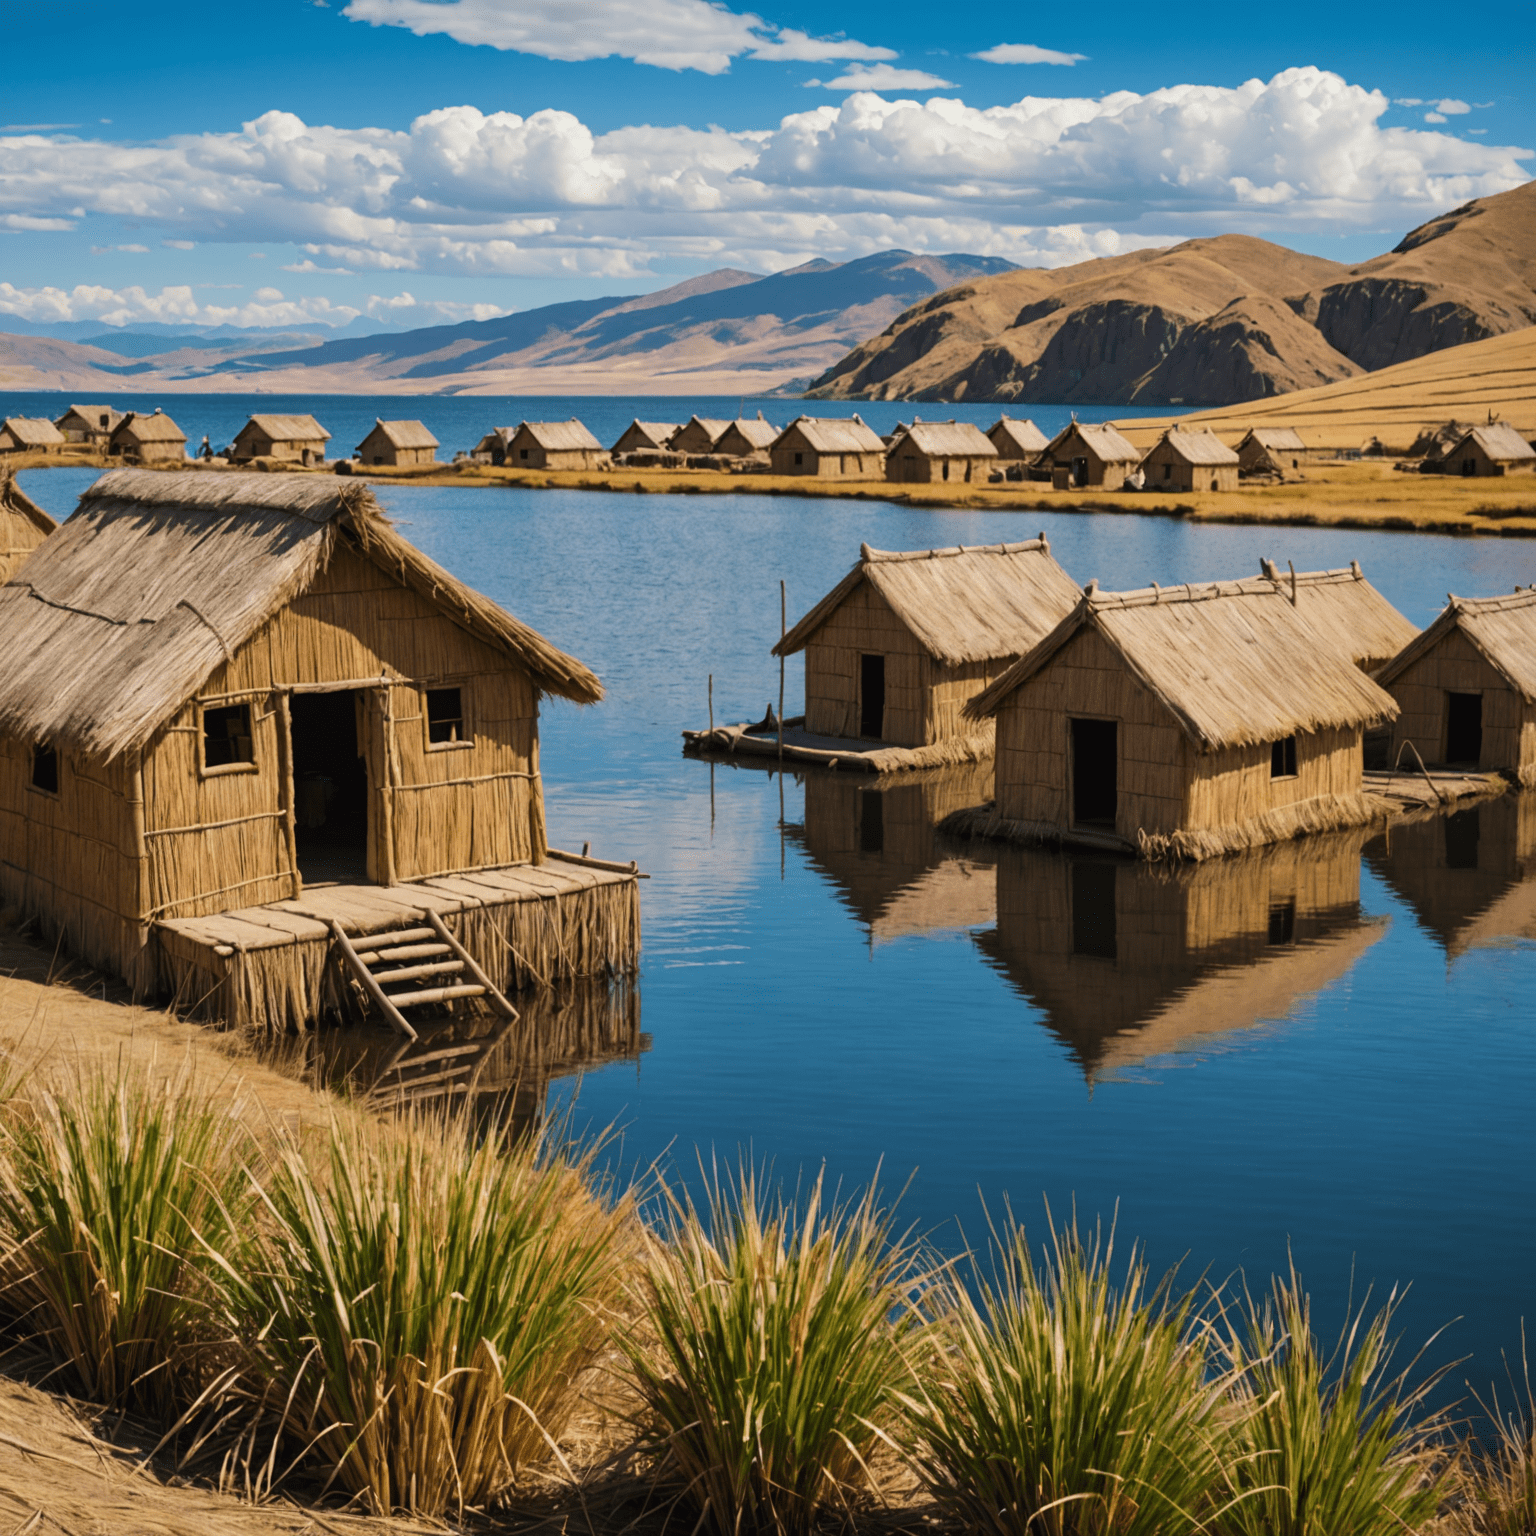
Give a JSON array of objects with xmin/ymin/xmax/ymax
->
[{"xmin": 1451, "ymin": 1331, "xmax": 1535, "ymax": 1536}]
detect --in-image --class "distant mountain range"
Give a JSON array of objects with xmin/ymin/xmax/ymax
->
[
  {"xmin": 809, "ymin": 180, "xmax": 1536, "ymax": 404},
  {"xmin": 0, "ymin": 252, "xmax": 1016, "ymax": 397}
]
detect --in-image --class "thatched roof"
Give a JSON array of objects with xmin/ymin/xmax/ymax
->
[
  {"xmin": 1044, "ymin": 421, "xmax": 1140, "ymax": 464},
  {"xmin": 1149, "ymin": 428, "xmax": 1240, "ymax": 466},
  {"xmin": 0, "ymin": 471, "xmax": 57, "ymax": 539},
  {"xmin": 1238, "ymin": 427, "xmax": 1306, "ymax": 451},
  {"xmin": 2, "ymin": 418, "xmax": 66, "ymax": 447},
  {"xmin": 0, "ymin": 469, "xmax": 602, "ymax": 760},
  {"xmin": 360, "ymin": 419, "xmax": 438, "ymax": 450},
  {"xmin": 775, "ymin": 537, "xmax": 1081, "ymax": 667},
  {"xmin": 112, "ymin": 411, "xmax": 185, "ymax": 444},
  {"xmin": 677, "ymin": 416, "xmax": 732, "ymax": 442},
  {"xmin": 778, "ymin": 416, "xmax": 886, "ymax": 454},
  {"xmin": 513, "ymin": 420, "xmax": 603, "ymax": 451},
  {"xmin": 988, "ymin": 417, "xmax": 1049, "ymax": 453},
  {"xmin": 967, "ymin": 580, "xmax": 1398, "ymax": 748},
  {"xmin": 1256, "ymin": 560, "xmax": 1418, "ymax": 670},
  {"xmin": 1376, "ymin": 588, "xmax": 1536, "ymax": 701},
  {"xmin": 58, "ymin": 405, "xmax": 125, "ymax": 431},
  {"xmin": 718, "ymin": 417, "xmax": 779, "ymax": 450},
  {"xmin": 891, "ymin": 421, "xmax": 998, "ymax": 458},
  {"xmin": 612, "ymin": 421, "xmax": 680, "ymax": 451},
  {"xmin": 1449, "ymin": 423, "xmax": 1535, "ymax": 463},
  {"xmin": 241, "ymin": 414, "xmax": 331, "ymax": 443}
]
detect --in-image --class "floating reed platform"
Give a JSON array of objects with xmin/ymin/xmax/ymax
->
[
  {"xmin": 153, "ymin": 854, "xmax": 641, "ymax": 1034},
  {"xmin": 682, "ymin": 715, "xmax": 995, "ymax": 774}
]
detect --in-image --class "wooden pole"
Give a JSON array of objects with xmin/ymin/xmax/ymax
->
[
  {"xmin": 275, "ymin": 689, "xmax": 301, "ymax": 896},
  {"xmin": 708, "ymin": 673, "xmax": 714, "ymax": 733},
  {"xmin": 778, "ymin": 579, "xmax": 786, "ymax": 761}
]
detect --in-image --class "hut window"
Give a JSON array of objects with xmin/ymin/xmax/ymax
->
[
  {"xmin": 519, "ymin": 447, "xmax": 529, "ymax": 460},
  {"xmin": 426, "ymin": 687, "xmax": 466, "ymax": 746},
  {"xmin": 1445, "ymin": 692, "xmax": 1482, "ymax": 764},
  {"xmin": 203, "ymin": 704, "xmax": 255, "ymax": 770},
  {"xmin": 794, "ymin": 452, "xmax": 803, "ymax": 467},
  {"xmin": 1270, "ymin": 736, "xmax": 1297, "ymax": 779},
  {"xmin": 30, "ymin": 744, "xmax": 59, "ymax": 795}
]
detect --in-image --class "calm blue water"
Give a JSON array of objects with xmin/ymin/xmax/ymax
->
[
  {"xmin": 0, "ymin": 389, "xmax": 1177, "ymax": 461},
  {"xmin": 18, "ymin": 463, "xmax": 1536, "ymax": 1413}
]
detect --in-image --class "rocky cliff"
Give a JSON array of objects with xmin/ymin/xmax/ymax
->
[{"xmin": 810, "ymin": 181, "xmax": 1536, "ymax": 404}]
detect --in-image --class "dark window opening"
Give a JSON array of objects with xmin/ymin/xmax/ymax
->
[
  {"xmin": 1267, "ymin": 898, "xmax": 1297, "ymax": 945},
  {"xmin": 1444, "ymin": 808, "xmax": 1481, "ymax": 869},
  {"xmin": 1362, "ymin": 727, "xmax": 1392, "ymax": 771},
  {"xmin": 1270, "ymin": 736, "xmax": 1298, "ymax": 779},
  {"xmin": 1462, "ymin": 457, "xmax": 1476, "ymax": 477},
  {"xmin": 519, "ymin": 447, "xmax": 529, "ymax": 460},
  {"xmin": 793, "ymin": 451, "xmax": 803, "ymax": 466},
  {"xmin": 290, "ymin": 690, "xmax": 370, "ymax": 884},
  {"xmin": 1070, "ymin": 718, "xmax": 1117, "ymax": 827},
  {"xmin": 1210, "ymin": 477, "xmax": 1219, "ymax": 491},
  {"xmin": 1072, "ymin": 455, "xmax": 1089, "ymax": 487},
  {"xmin": 941, "ymin": 459, "xmax": 950, "ymax": 481},
  {"xmin": 859, "ymin": 654, "xmax": 885, "ymax": 740},
  {"xmin": 30, "ymin": 744, "xmax": 58, "ymax": 795},
  {"xmin": 203, "ymin": 703, "xmax": 255, "ymax": 768},
  {"xmin": 426, "ymin": 686, "xmax": 465, "ymax": 745},
  {"xmin": 1071, "ymin": 859, "xmax": 1117, "ymax": 959},
  {"xmin": 1445, "ymin": 692, "xmax": 1482, "ymax": 764},
  {"xmin": 1162, "ymin": 462, "xmax": 1172, "ymax": 480},
  {"xmin": 857, "ymin": 788, "xmax": 884, "ymax": 855}
]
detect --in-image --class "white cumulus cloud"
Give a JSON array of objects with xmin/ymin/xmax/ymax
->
[
  {"xmin": 0, "ymin": 69, "xmax": 1528, "ymax": 286},
  {"xmin": 806, "ymin": 65, "xmax": 954, "ymax": 91},
  {"xmin": 973, "ymin": 43, "xmax": 1087, "ymax": 66},
  {"xmin": 342, "ymin": 0, "xmax": 893, "ymax": 74}
]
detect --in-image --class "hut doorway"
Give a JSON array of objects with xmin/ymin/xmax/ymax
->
[
  {"xmin": 1444, "ymin": 691, "xmax": 1482, "ymax": 765},
  {"xmin": 290, "ymin": 690, "xmax": 372, "ymax": 884},
  {"xmin": 1070, "ymin": 718, "xmax": 1117, "ymax": 828},
  {"xmin": 1071, "ymin": 456, "xmax": 1089, "ymax": 487},
  {"xmin": 859, "ymin": 654, "xmax": 885, "ymax": 740}
]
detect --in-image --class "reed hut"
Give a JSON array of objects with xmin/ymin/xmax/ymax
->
[
  {"xmin": 1256, "ymin": 560, "xmax": 1418, "ymax": 673},
  {"xmin": 769, "ymin": 416, "xmax": 885, "ymax": 478},
  {"xmin": 611, "ymin": 420, "xmax": 681, "ymax": 455},
  {"xmin": 884, "ymin": 421, "xmax": 998, "ymax": 484},
  {"xmin": 54, "ymin": 404, "xmax": 124, "ymax": 447},
  {"xmin": 773, "ymin": 539, "xmax": 1081, "ymax": 750},
  {"xmin": 1139, "ymin": 428, "xmax": 1240, "ymax": 493},
  {"xmin": 1044, "ymin": 421, "xmax": 1141, "ymax": 490},
  {"xmin": 1375, "ymin": 588, "xmax": 1536, "ymax": 783},
  {"xmin": 0, "ymin": 418, "xmax": 66, "ymax": 456},
  {"xmin": 230, "ymin": 414, "xmax": 331, "ymax": 466},
  {"xmin": 1236, "ymin": 426, "xmax": 1311, "ymax": 473},
  {"xmin": 0, "ymin": 472, "xmax": 56, "ymax": 582},
  {"xmin": 961, "ymin": 580, "xmax": 1399, "ymax": 860},
  {"xmin": 496, "ymin": 421, "xmax": 604, "ymax": 471},
  {"xmin": 1434, "ymin": 423, "xmax": 1536, "ymax": 477},
  {"xmin": 354, "ymin": 419, "xmax": 438, "ymax": 467},
  {"xmin": 714, "ymin": 416, "xmax": 779, "ymax": 461},
  {"xmin": 1365, "ymin": 793, "xmax": 1536, "ymax": 960},
  {"xmin": 0, "ymin": 470, "xmax": 639, "ymax": 1031},
  {"xmin": 1408, "ymin": 420, "xmax": 1472, "ymax": 465},
  {"xmin": 669, "ymin": 417, "xmax": 732, "ymax": 455},
  {"xmin": 108, "ymin": 410, "xmax": 186, "ymax": 464},
  {"xmin": 787, "ymin": 761, "xmax": 997, "ymax": 944},
  {"xmin": 987, "ymin": 416, "xmax": 1049, "ymax": 461},
  {"xmin": 976, "ymin": 830, "xmax": 1382, "ymax": 1078}
]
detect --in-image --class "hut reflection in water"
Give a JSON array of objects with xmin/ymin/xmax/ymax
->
[
  {"xmin": 1366, "ymin": 793, "xmax": 1536, "ymax": 960},
  {"xmin": 268, "ymin": 978, "xmax": 645, "ymax": 1136},
  {"xmin": 975, "ymin": 830, "xmax": 1386, "ymax": 1078},
  {"xmin": 785, "ymin": 761, "xmax": 998, "ymax": 943}
]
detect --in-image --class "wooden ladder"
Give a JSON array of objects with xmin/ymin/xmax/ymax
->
[{"xmin": 328, "ymin": 909, "xmax": 520, "ymax": 1042}]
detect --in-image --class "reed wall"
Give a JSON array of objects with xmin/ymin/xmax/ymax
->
[
  {"xmin": 1184, "ymin": 725, "xmax": 1363, "ymax": 832},
  {"xmin": 1140, "ymin": 443, "xmax": 1239, "ymax": 493},
  {"xmin": 804, "ymin": 583, "xmax": 926, "ymax": 744},
  {"xmin": 885, "ymin": 451, "xmax": 992, "ymax": 485},
  {"xmin": 1385, "ymin": 628, "xmax": 1536, "ymax": 783},
  {"xmin": 0, "ymin": 504, "xmax": 50, "ymax": 582}
]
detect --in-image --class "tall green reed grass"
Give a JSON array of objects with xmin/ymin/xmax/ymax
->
[
  {"xmin": 212, "ymin": 1110, "xmax": 631, "ymax": 1518},
  {"xmin": 0, "ymin": 1065, "xmax": 253, "ymax": 1411},
  {"xmin": 903, "ymin": 1215, "xmax": 1232, "ymax": 1536},
  {"xmin": 627, "ymin": 1163, "xmax": 930, "ymax": 1535},
  {"xmin": 1214, "ymin": 1267, "xmax": 1451, "ymax": 1536}
]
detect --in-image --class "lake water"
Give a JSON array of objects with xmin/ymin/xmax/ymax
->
[{"xmin": 17, "ymin": 462, "xmax": 1536, "ymax": 1414}]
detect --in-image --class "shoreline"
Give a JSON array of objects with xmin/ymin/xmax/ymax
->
[{"xmin": 12, "ymin": 451, "xmax": 1536, "ymax": 537}]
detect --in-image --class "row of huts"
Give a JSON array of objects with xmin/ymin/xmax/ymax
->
[
  {"xmin": 765, "ymin": 536, "xmax": 1536, "ymax": 862},
  {"xmin": 0, "ymin": 408, "xmax": 441, "ymax": 468}
]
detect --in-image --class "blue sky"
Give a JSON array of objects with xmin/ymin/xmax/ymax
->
[{"xmin": 1, "ymin": 0, "xmax": 1529, "ymax": 332}]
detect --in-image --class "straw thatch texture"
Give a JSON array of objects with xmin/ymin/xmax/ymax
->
[
  {"xmin": 1140, "ymin": 428, "xmax": 1240, "ymax": 492},
  {"xmin": 355, "ymin": 419, "xmax": 438, "ymax": 465},
  {"xmin": 770, "ymin": 416, "xmax": 885, "ymax": 476},
  {"xmin": 1377, "ymin": 588, "xmax": 1536, "ymax": 783},
  {"xmin": 0, "ymin": 417, "xmax": 66, "ymax": 452},
  {"xmin": 670, "ymin": 416, "xmax": 732, "ymax": 453},
  {"xmin": 109, "ymin": 411, "xmax": 186, "ymax": 462},
  {"xmin": 0, "ymin": 472, "xmax": 56, "ymax": 582},
  {"xmin": 885, "ymin": 420, "xmax": 998, "ymax": 483},
  {"xmin": 987, "ymin": 417, "xmax": 1049, "ymax": 457},
  {"xmin": 1256, "ymin": 561, "xmax": 1420, "ymax": 672},
  {"xmin": 715, "ymin": 417, "xmax": 779, "ymax": 455},
  {"xmin": 611, "ymin": 420, "xmax": 681, "ymax": 454}
]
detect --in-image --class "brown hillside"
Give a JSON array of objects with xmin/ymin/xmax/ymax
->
[{"xmin": 810, "ymin": 181, "xmax": 1536, "ymax": 404}]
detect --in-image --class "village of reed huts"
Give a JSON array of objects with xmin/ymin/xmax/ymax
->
[
  {"xmin": 957, "ymin": 570, "xmax": 1413, "ymax": 861},
  {"xmin": 771, "ymin": 539, "xmax": 1083, "ymax": 767},
  {"xmin": 0, "ymin": 470, "xmax": 639, "ymax": 1033}
]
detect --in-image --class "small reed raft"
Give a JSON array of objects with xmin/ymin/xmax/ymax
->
[
  {"xmin": 682, "ymin": 714, "xmax": 996, "ymax": 774},
  {"xmin": 153, "ymin": 852, "xmax": 641, "ymax": 1035}
]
